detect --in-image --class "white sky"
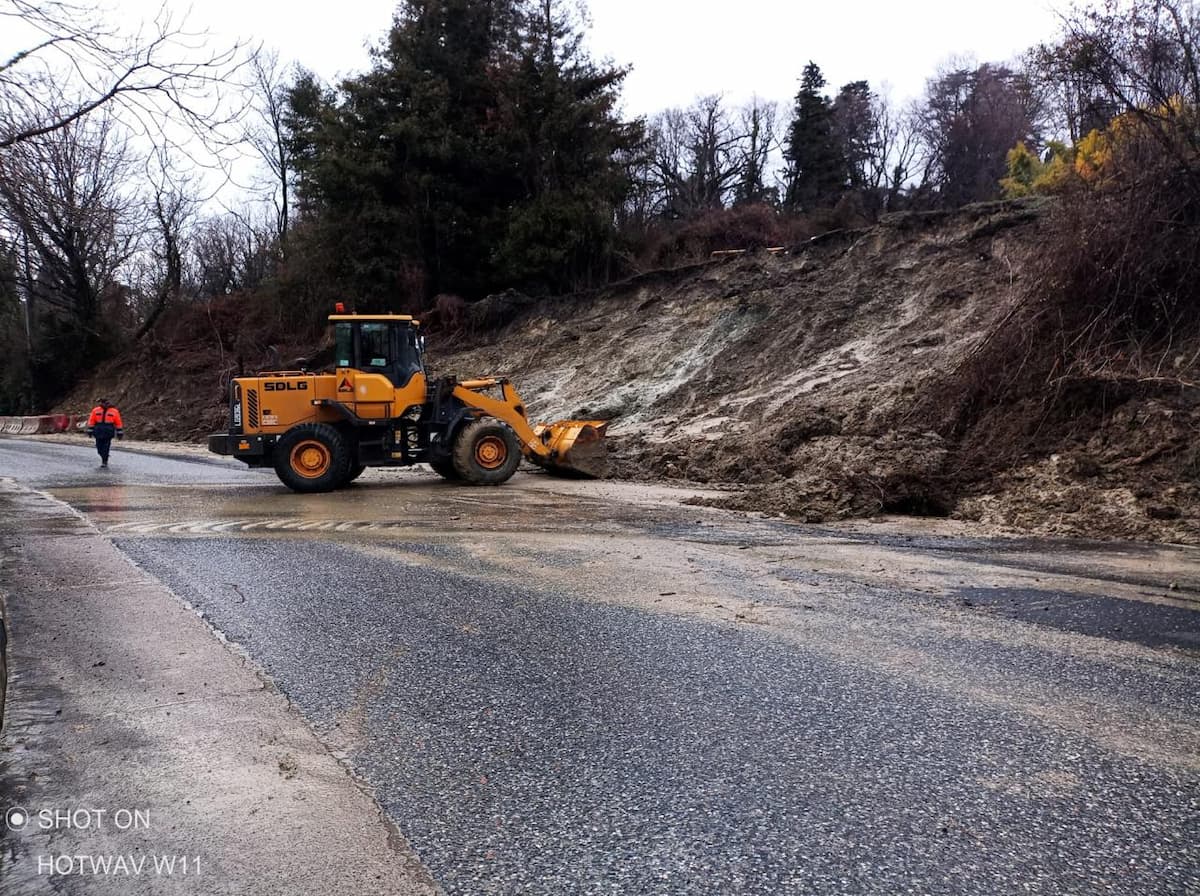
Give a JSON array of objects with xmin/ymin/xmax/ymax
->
[
  {"xmin": 1, "ymin": 0, "xmax": 1070, "ymax": 207},
  {"xmin": 145, "ymin": 0, "xmax": 1067, "ymax": 114}
]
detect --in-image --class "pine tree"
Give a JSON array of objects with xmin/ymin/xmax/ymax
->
[
  {"xmin": 495, "ymin": 0, "xmax": 642, "ymax": 290},
  {"xmin": 831, "ymin": 81, "xmax": 875, "ymax": 194},
  {"xmin": 782, "ymin": 62, "xmax": 847, "ymax": 211},
  {"xmin": 284, "ymin": 0, "xmax": 526, "ymax": 306},
  {"xmin": 282, "ymin": 0, "xmax": 639, "ymax": 305},
  {"xmin": 281, "ymin": 69, "xmax": 334, "ymax": 221}
]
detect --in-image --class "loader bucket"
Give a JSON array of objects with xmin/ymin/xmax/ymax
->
[{"xmin": 529, "ymin": 420, "xmax": 610, "ymax": 478}]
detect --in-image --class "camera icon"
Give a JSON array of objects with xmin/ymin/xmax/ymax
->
[{"xmin": 5, "ymin": 807, "xmax": 30, "ymax": 830}]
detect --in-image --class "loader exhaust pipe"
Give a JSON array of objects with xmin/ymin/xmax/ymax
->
[{"xmin": 528, "ymin": 420, "xmax": 609, "ymax": 478}]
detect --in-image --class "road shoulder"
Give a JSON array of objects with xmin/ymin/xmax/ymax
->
[{"xmin": 0, "ymin": 479, "xmax": 440, "ymax": 895}]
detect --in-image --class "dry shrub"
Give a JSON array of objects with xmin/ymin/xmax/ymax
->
[
  {"xmin": 637, "ymin": 205, "xmax": 815, "ymax": 269},
  {"xmin": 924, "ymin": 116, "xmax": 1200, "ymax": 486}
]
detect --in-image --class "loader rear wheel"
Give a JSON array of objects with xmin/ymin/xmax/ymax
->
[
  {"xmin": 347, "ymin": 464, "xmax": 366, "ymax": 482},
  {"xmin": 452, "ymin": 419, "xmax": 521, "ymax": 485},
  {"xmin": 429, "ymin": 456, "xmax": 461, "ymax": 481},
  {"xmin": 274, "ymin": 424, "xmax": 351, "ymax": 493}
]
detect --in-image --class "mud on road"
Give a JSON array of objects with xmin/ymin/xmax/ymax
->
[
  {"xmin": 17, "ymin": 434, "xmax": 1200, "ymax": 771},
  {"xmin": 1, "ymin": 435, "xmax": 1199, "ymax": 893}
]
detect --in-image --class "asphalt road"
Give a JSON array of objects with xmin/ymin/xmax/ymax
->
[{"xmin": 2, "ymin": 436, "xmax": 1199, "ymax": 895}]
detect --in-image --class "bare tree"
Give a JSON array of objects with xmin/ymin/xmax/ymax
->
[
  {"xmin": 1034, "ymin": 0, "xmax": 1200, "ymax": 159},
  {"xmin": 0, "ymin": 114, "xmax": 142, "ymax": 331},
  {"xmin": 128, "ymin": 154, "xmax": 198, "ymax": 340},
  {"xmin": 0, "ymin": 0, "xmax": 250, "ymax": 151},
  {"xmin": 191, "ymin": 208, "xmax": 277, "ymax": 300},
  {"xmin": 1027, "ymin": 36, "xmax": 1120, "ymax": 144},
  {"xmin": 685, "ymin": 95, "xmax": 743, "ymax": 209},
  {"xmin": 868, "ymin": 90, "xmax": 923, "ymax": 210},
  {"xmin": 733, "ymin": 98, "xmax": 778, "ymax": 206},
  {"xmin": 642, "ymin": 107, "xmax": 687, "ymax": 216},
  {"xmin": 646, "ymin": 95, "xmax": 745, "ymax": 217},
  {"xmin": 615, "ymin": 140, "xmax": 656, "ymax": 232},
  {"xmin": 245, "ymin": 49, "xmax": 292, "ymax": 251},
  {"xmin": 191, "ymin": 216, "xmax": 243, "ymax": 300},
  {"xmin": 0, "ymin": 113, "xmax": 144, "ymax": 403}
]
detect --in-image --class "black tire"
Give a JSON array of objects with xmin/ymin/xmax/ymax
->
[
  {"xmin": 452, "ymin": 418, "xmax": 521, "ymax": 485},
  {"xmin": 346, "ymin": 464, "xmax": 366, "ymax": 482},
  {"xmin": 273, "ymin": 424, "xmax": 351, "ymax": 493},
  {"xmin": 429, "ymin": 456, "xmax": 461, "ymax": 481}
]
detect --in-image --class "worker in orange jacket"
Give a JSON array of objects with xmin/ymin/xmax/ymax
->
[{"xmin": 86, "ymin": 398, "xmax": 124, "ymax": 467}]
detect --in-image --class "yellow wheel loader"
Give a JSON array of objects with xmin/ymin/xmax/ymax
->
[{"xmin": 208, "ymin": 310, "xmax": 607, "ymax": 493}]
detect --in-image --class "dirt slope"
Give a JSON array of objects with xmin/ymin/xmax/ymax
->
[
  {"xmin": 435, "ymin": 201, "xmax": 1196, "ymax": 543},
  {"xmin": 440, "ymin": 206, "xmax": 1034, "ymax": 449},
  {"xmin": 60, "ymin": 200, "xmax": 1199, "ymax": 543}
]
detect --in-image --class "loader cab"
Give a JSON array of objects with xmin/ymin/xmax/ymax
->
[{"xmin": 330, "ymin": 313, "xmax": 425, "ymax": 388}]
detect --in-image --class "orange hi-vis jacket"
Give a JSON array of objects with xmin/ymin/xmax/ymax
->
[{"xmin": 87, "ymin": 405, "xmax": 124, "ymax": 433}]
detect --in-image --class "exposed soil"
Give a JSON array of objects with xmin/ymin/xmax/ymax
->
[{"xmin": 58, "ymin": 199, "xmax": 1200, "ymax": 544}]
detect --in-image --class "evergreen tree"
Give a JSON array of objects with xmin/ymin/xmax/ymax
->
[
  {"xmin": 282, "ymin": 69, "xmax": 335, "ymax": 221},
  {"xmin": 284, "ymin": 0, "xmax": 524, "ymax": 306},
  {"xmin": 493, "ymin": 0, "xmax": 642, "ymax": 290},
  {"xmin": 831, "ymin": 81, "xmax": 875, "ymax": 194},
  {"xmin": 282, "ymin": 0, "xmax": 639, "ymax": 307},
  {"xmin": 916, "ymin": 63, "xmax": 1042, "ymax": 207},
  {"xmin": 782, "ymin": 62, "xmax": 847, "ymax": 210}
]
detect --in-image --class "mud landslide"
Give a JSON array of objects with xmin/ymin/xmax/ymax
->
[
  {"xmin": 436, "ymin": 201, "xmax": 1197, "ymax": 544},
  {"xmin": 60, "ymin": 199, "xmax": 1199, "ymax": 544}
]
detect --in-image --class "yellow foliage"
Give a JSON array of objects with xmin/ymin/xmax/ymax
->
[
  {"xmin": 1000, "ymin": 141, "xmax": 1041, "ymax": 198},
  {"xmin": 1073, "ymin": 129, "xmax": 1111, "ymax": 183},
  {"xmin": 1033, "ymin": 152, "xmax": 1073, "ymax": 192},
  {"xmin": 1000, "ymin": 140, "xmax": 1075, "ymax": 197},
  {"xmin": 1000, "ymin": 97, "xmax": 1200, "ymax": 197}
]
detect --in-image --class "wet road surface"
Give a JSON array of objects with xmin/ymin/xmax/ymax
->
[{"xmin": 2, "ymin": 436, "xmax": 1199, "ymax": 894}]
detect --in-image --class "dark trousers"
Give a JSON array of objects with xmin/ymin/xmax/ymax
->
[{"xmin": 95, "ymin": 436, "xmax": 113, "ymax": 463}]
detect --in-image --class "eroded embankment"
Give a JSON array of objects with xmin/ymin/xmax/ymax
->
[{"xmin": 437, "ymin": 201, "xmax": 1198, "ymax": 544}]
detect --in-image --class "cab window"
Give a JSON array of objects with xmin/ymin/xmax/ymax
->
[
  {"xmin": 359, "ymin": 323, "xmax": 390, "ymax": 368},
  {"xmin": 335, "ymin": 323, "xmax": 353, "ymax": 368},
  {"xmin": 396, "ymin": 326, "xmax": 422, "ymax": 373}
]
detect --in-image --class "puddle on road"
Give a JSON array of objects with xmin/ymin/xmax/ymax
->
[
  {"xmin": 51, "ymin": 477, "xmax": 643, "ymax": 543},
  {"xmin": 42, "ymin": 473, "xmax": 1200, "ymax": 654}
]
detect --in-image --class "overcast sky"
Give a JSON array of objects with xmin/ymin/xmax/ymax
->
[
  {"xmin": 170, "ymin": 0, "xmax": 1067, "ymax": 114},
  {"xmin": 1, "ymin": 0, "xmax": 1071, "ymax": 204}
]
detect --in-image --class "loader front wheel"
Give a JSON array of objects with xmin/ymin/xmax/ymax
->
[
  {"xmin": 429, "ymin": 456, "xmax": 461, "ymax": 481},
  {"xmin": 274, "ymin": 424, "xmax": 351, "ymax": 493},
  {"xmin": 452, "ymin": 419, "xmax": 521, "ymax": 485}
]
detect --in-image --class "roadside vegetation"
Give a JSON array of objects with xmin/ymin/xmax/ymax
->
[{"xmin": 927, "ymin": 2, "xmax": 1200, "ymax": 495}]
